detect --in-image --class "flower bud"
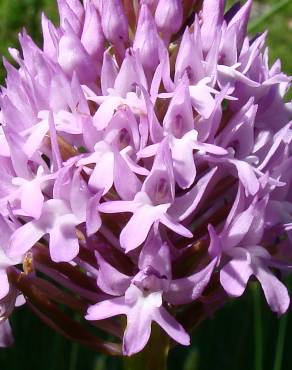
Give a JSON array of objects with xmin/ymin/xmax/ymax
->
[
  {"xmin": 57, "ymin": 0, "xmax": 84, "ymax": 35},
  {"xmin": 58, "ymin": 23, "xmax": 98, "ymax": 83},
  {"xmin": 81, "ymin": 0, "xmax": 104, "ymax": 59},
  {"xmin": 155, "ymin": 0, "xmax": 183, "ymax": 40},
  {"xmin": 133, "ymin": 4, "xmax": 160, "ymax": 72},
  {"xmin": 101, "ymin": 0, "xmax": 129, "ymax": 45}
]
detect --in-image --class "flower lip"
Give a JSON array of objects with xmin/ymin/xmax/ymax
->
[
  {"xmin": 172, "ymin": 114, "xmax": 184, "ymax": 138},
  {"xmin": 132, "ymin": 266, "xmax": 169, "ymax": 294},
  {"xmin": 118, "ymin": 128, "xmax": 131, "ymax": 149}
]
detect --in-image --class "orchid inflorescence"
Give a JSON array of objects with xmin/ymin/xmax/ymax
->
[{"xmin": 0, "ymin": 0, "xmax": 291, "ymax": 358}]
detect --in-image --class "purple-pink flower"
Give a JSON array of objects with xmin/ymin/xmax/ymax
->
[{"xmin": 0, "ymin": 0, "xmax": 291, "ymax": 357}]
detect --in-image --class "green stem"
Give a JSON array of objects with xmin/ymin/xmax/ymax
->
[
  {"xmin": 253, "ymin": 285, "xmax": 263, "ymax": 370},
  {"xmin": 123, "ymin": 324, "xmax": 169, "ymax": 370},
  {"xmin": 69, "ymin": 342, "xmax": 79, "ymax": 370},
  {"xmin": 248, "ymin": 0, "xmax": 292, "ymax": 33},
  {"xmin": 69, "ymin": 313, "xmax": 80, "ymax": 370},
  {"xmin": 273, "ymin": 314, "xmax": 288, "ymax": 370}
]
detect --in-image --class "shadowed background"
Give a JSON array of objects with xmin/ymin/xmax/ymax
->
[{"xmin": 0, "ymin": 1, "xmax": 291, "ymax": 369}]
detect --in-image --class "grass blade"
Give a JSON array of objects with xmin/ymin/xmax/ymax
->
[
  {"xmin": 273, "ymin": 313, "xmax": 288, "ymax": 370},
  {"xmin": 253, "ymin": 285, "xmax": 263, "ymax": 370},
  {"xmin": 248, "ymin": 0, "xmax": 292, "ymax": 33}
]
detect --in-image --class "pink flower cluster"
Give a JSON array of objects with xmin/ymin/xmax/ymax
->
[{"xmin": 0, "ymin": 0, "xmax": 291, "ymax": 356}]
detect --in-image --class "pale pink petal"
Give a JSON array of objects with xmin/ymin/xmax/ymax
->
[
  {"xmin": 229, "ymin": 159, "xmax": 259, "ymax": 196},
  {"xmin": 96, "ymin": 252, "xmax": 131, "ymax": 296},
  {"xmin": 120, "ymin": 205, "xmax": 159, "ymax": 252},
  {"xmin": 86, "ymin": 192, "xmax": 102, "ymax": 236},
  {"xmin": 166, "ymin": 258, "xmax": 217, "ymax": 305},
  {"xmin": 21, "ymin": 180, "xmax": 44, "ymax": 219},
  {"xmin": 160, "ymin": 213, "xmax": 193, "ymax": 238},
  {"xmin": 0, "ymin": 271, "xmax": 9, "ymax": 300},
  {"xmin": 98, "ymin": 200, "xmax": 136, "ymax": 214},
  {"xmin": 256, "ymin": 266, "xmax": 290, "ymax": 315},
  {"xmin": 152, "ymin": 306, "xmax": 190, "ymax": 345},
  {"xmin": 123, "ymin": 301, "xmax": 152, "ymax": 356},
  {"xmin": 170, "ymin": 167, "xmax": 218, "ymax": 221},
  {"xmin": 70, "ymin": 168, "xmax": 91, "ymax": 222},
  {"xmin": 86, "ymin": 296, "xmax": 127, "ymax": 321},
  {"xmin": 220, "ymin": 249, "xmax": 253, "ymax": 297},
  {"xmin": 88, "ymin": 152, "xmax": 114, "ymax": 194},
  {"xmin": 49, "ymin": 215, "xmax": 79, "ymax": 263},
  {"xmin": 8, "ymin": 221, "xmax": 45, "ymax": 258}
]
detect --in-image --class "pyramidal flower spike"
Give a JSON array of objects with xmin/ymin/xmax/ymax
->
[{"xmin": 0, "ymin": 0, "xmax": 291, "ymax": 365}]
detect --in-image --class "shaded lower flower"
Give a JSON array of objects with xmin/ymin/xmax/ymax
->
[
  {"xmin": 220, "ymin": 246, "xmax": 290, "ymax": 314},
  {"xmin": 86, "ymin": 227, "xmax": 216, "ymax": 355}
]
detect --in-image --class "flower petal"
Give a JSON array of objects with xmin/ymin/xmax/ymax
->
[
  {"xmin": 21, "ymin": 180, "xmax": 44, "ymax": 219},
  {"xmin": 220, "ymin": 249, "xmax": 253, "ymax": 297},
  {"xmin": 152, "ymin": 306, "xmax": 190, "ymax": 346},
  {"xmin": 0, "ymin": 321, "xmax": 14, "ymax": 347},
  {"xmin": 8, "ymin": 221, "xmax": 45, "ymax": 258},
  {"xmin": 0, "ymin": 271, "xmax": 9, "ymax": 300},
  {"xmin": 96, "ymin": 252, "xmax": 131, "ymax": 296},
  {"xmin": 123, "ymin": 300, "xmax": 153, "ymax": 356},
  {"xmin": 89, "ymin": 152, "xmax": 115, "ymax": 194},
  {"xmin": 120, "ymin": 205, "xmax": 159, "ymax": 252},
  {"xmin": 166, "ymin": 258, "xmax": 217, "ymax": 305},
  {"xmin": 160, "ymin": 213, "xmax": 193, "ymax": 238},
  {"xmin": 49, "ymin": 215, "xmax": 79, "ymax": 262},
  {"xmin": 86, "ymin": 296, "xmax": 127, "ymax": 321},
  {"xmin": 170, "ymin": 167, "xmax": 218, "ymax": 221},
  {"xmin": 139, "ymin": 226, "xmax": 171, "ymax": 279},
  {"xmin": 256, "ymin": 266, "xmax": 290, "ymax": 315},
  {"xmin": 86, "ymin": 192, "xmax": 102, "ymax": 236}
]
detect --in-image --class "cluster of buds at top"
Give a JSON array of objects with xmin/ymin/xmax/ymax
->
[{"xmin": 0, "ymin": 0, "xmax": 291, "ymax": 357}]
